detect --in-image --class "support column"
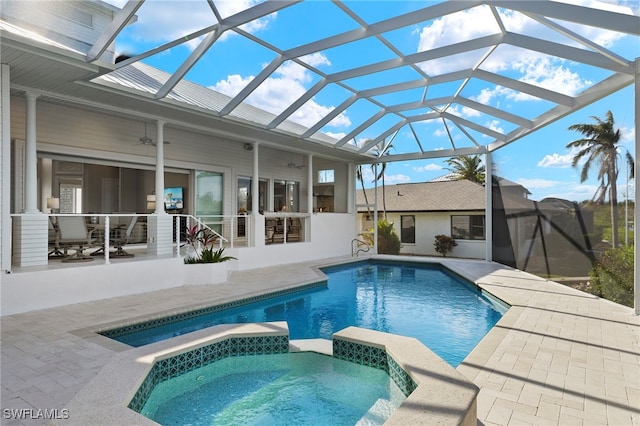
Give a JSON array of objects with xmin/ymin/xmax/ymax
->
[
  {"xmin": 154, "ymin": 120, "xmax": 166, "ymax": 216},
  {"xmin": 24, "ymin": 92, "xmax": 39, "ymax": 214},
  {"xmin": 307, "ymin": 153, "xmax": 313, "ymax": 214},
  {"xmin": 634, "ymin": 58, "xmax": 639, "ymax": 315},
  {"xmin": 485, "ymin": 149, "xmax": 493, "ymax": 262},
  {"xmin": 1, "ymin": 64, "xmax": 12, "ymax": 272},
  {"xmin": 347, "ymin": 162, "xmax": 355, "ymax": 214},
  {"xmin": 11, "ymin": 91, "xmax": 48, "ymax": 267},
  {"xmin": 251, "ymin": 143, "xmax": 264, "ymax": 248},
  {"xmin": 148, "ymin": 120, "xmax": 172, "ymax": 257},
  {"xmin": 373, "ymin": 163, "xmax": 378, "ymax": 254}
]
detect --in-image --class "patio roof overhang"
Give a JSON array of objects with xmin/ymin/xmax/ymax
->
[{"xmin": 1, "ymin": 0, "xmax": 638, "ymax": 165}]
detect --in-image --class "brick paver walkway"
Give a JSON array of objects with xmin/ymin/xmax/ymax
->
[{"xmin": 1, "ymin": 256, "xmax": 638, "ymax": 425}]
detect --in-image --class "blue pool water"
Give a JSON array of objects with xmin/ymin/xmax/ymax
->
[
  {"xmin": 141, "ymin": 352, "xmax": 406, "ymax": 425},
  {"xmin": 111, "ymin": 261, "xmax": 507, "ymax": 366}
]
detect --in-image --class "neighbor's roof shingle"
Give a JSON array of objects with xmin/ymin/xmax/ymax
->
[{"xmin": 356, "ymin": 180, "xmax": 486, "ymax": 212}]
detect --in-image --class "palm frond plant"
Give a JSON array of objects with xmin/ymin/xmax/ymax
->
[
  {"xmin": 567, "ymin": 111, "xmax": 624, "ymax": 248},
  {"xmin": 446, "ymin": 155, "xmax": 485, "ymax": 184}
]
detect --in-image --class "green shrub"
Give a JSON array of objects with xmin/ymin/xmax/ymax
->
[
  {"xmin": 590, "ymin": 245, "xmax": 634, "ymax": 307},
  {"xmin": 377, "ymin": 219, "xmax": 401, "ymax": 255},
  {"xmin": 434, "ymin": 234, "xmax": 457, "ymax": 257}
]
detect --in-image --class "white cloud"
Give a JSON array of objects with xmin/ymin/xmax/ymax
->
[
  {"xmin": 516, "ymin": 57, "xmax": 591, "ymax": 97},
  {"xmin": 110, "ymin": 0, "xmax": 274, "ymax": 53},
  {"xmin": 417, "ymin": 4, "xmax": 598, "ymax": 100},
  {"xmin": 486, "ymin": 120, "xmax": 504, "ymax": 134},
  {"xmin": 433, "ymin": 128, "xmax": 447, "ymax": 137},
  {"xmin": 537, "ymin": 148, "xmax": 586, "ymax": 168},
  {"xmin": 383, "ymin": 173, "xmax": 412, "ymax": 185},
  {"xmin": 210, "ymin": 53, "xmax": 351, "ymax": 129},
  {"xmin": 538, "ymin": 152, "xmax": 574, "ymax": 168},
  {"xmin": 323, "ymin": 131, "xmax": 346, "ymax": 140},
  {"xmin": 619, "ymin": 125, "xmax": 635, "ymax": 143},
  {"xmin": 516, "ymin": 178, "xmax": 562, "ymax": 189},
  {"xmin": 413, "ymin": 164, "xmax": 443, "ymax": 172}
]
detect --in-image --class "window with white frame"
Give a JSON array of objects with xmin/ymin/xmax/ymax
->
[
  {"xmin": 318, "ymin": 169, "xmax": 334, "ymax": 183},
  {"xmin": 401, "ymin": 215, "xmax": 415, "ymax": 243},
  {"xmin": 451, "ymin": 215, "xmax": 485, "ymax": 240}
]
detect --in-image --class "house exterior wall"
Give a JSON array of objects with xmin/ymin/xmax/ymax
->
[
  {"xmin": 362, "ymin": 211, "xmax": 486, "ymax": 259},
  {"xmin": 10, "ymin": 96, "xmax": 340, "ymax": 216}
]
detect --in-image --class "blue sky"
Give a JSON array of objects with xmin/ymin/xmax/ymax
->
[{"xmin": 105, "ymin": 0, "xmax": 638, "ymax": 203}]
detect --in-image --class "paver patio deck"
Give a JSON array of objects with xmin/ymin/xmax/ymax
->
[{"xmin": 1, "ymin": 256, "xmax": 638, "ymax": 425}]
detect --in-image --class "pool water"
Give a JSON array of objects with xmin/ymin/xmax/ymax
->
[
  {"xmin": 113, "ymin": 261, "xmax": 507, "ymax": 366},
  {"xmin": 141, "ymin": 352, "xmax": 406, "ymax": 426}
]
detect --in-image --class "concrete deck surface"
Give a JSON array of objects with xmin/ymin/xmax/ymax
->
[{"xmin": 1, "ymin": 256, "xmax": 638, "ymax": 425}]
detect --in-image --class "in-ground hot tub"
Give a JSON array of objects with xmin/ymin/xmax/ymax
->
[
  {"xmin": 139, "ymin": 351, "xmax": 407, "ymax": 425},
  {"xmin": 65, "ymin": 322, "xmax": 479, "ymax": 425}
]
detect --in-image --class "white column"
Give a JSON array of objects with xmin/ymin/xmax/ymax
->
[
  {"xmin": 634, "ymin": 58, "xmax": 639, "ymax": 315},
  {"xmin": 148, "ymin": 120, "xmax": 172, "ymax": 257},
  {"xmin": 251, "ymin": 143, "xmax": 264, "ymax": 248},
  {"xmin": 252, "ymin": 143, "xmax": 259, "ymax": 213},
  {"xmin": 307, "ymin": 153, "xmax": 313, "ymax": 214},
  {"xmin": 485, "ymin": 149, "xmax": 493, "ymax": 262},
  {"xmin": 1, "ymin": 64, "xmax": 12, "ymax": 272},
  {"xmin": 373, "ymin": 163, "xmax": 378, "ymax": 254},
  {"xmin": 24, "ymin": 92, "xmax": 39, "ymax": 213},
  {"xmin": 154, "ymin": 120, "xmax": 166, "ymax": 215},
  {"xmin": 11, "ymin": 90, "xmax": 48, "ymax": 266},
  {"xmin": 347, "ymin": 162, "xmax": 355, "ymax": 214}
]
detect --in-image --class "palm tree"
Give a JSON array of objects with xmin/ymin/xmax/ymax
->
[
  {"xmin": 566, "ymin": 110, "xmax": 624, "ymax": 248},
  {"xmin": 356, "ymin": 163, "xmax": 372, "ymax": 218},
  {"xmin": 371, "ymin": 140, "xmax": 393, "ymax": 219},
  {"xmin": 446, "ymin": 155, "xmax": 485, "ymax": 184}
]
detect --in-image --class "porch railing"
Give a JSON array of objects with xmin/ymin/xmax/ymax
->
[
  {"xmin": 10, "ymin": 211, "xmax": 311, "ymax": 269},
  {"xmin": 263, "ymin": 212, "xmax": 309, "ymax": 245}
]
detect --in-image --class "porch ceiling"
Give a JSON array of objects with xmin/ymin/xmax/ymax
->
[{"xmin": 2, "ymin": 1, "xmax": 638, "ymax": 164}]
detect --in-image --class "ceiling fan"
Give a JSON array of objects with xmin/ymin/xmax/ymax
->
[
  {"xmin": 286, "ymin": 154, "xmax": 305, "ymax": 169},
  {"xmin": 136, "ymin": 123, "xmax": 170, "ymax": 146}
]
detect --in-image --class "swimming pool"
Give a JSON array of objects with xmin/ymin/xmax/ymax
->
[{"xmin": 104, "ymin": 260, "xmax": 508, "ymax": 367}]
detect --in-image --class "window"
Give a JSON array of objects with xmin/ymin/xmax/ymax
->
[
  {"xmin": 451, "ymin": 215, "xmax": 485, "ymax": 240},
  {"xmin": 274, "ymin": 180, "xmax": 299, "ymax": 212},
  {"xmin": 318, "ymin": 169, "xmax": 334, "ymax": 183},
  {"xmin": 237, "ymin": 177, "xmax": 267, "ymax": 213},
  {"xmin": 401, "ymin": 215, "xmax": 415, "ymax": 243},
  {"xmin": 195, "ymin": 171, "xmax": 223, "ymax": 217}
]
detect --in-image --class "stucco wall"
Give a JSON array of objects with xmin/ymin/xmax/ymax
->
[{"xmin": 361, "ymin": 211, "xmax": 486, "ymax": 259}]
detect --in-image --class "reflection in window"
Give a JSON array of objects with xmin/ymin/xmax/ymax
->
[
  {"xmin": 274, "ymin": 180, "xmax": 299, "ymax": 212},
  {"xmin": 401, "ymin": 215, "xmax": 415, "ymax": 243},
  {"xmin": 238, "ymin": 177, "xmax": 267, "ymax": 213},
  {"xmin": 195, "ymin": 171, "xmax": 223, "ymax": 217},
  {"xmin": 451, "ymin": 215, "xmax": 485, "ymax": 240}
]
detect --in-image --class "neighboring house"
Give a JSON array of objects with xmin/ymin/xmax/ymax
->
[
  {"xmin": 357, "ymin": 179, "xmax": 489, "ymax": 259},
  {"xmin": 356, "ymin": 176, "xmax": 593, "ymax": 275}
]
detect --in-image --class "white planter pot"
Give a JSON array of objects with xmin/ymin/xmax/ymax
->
[{"xmin": 183, "ymin": 262, "xmax": 229, "ymax": 285}]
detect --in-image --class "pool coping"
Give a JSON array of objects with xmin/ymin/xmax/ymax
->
[{"xmin": 59, "ymin": 321, "xmax": 479, "ymax": 425}]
